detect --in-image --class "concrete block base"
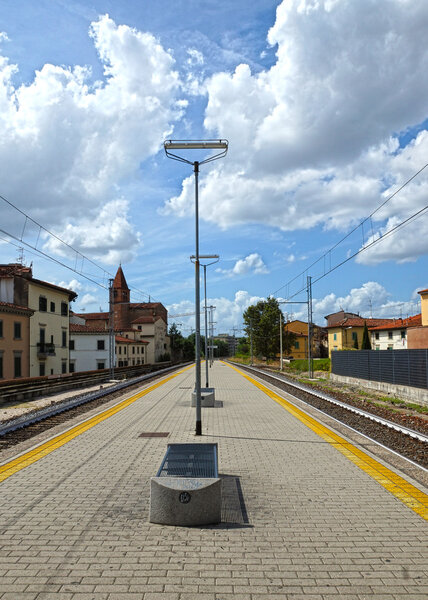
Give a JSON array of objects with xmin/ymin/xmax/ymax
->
[
  {"xmin": 191, "ymin": 387, "xmax": 215, "ymax": 407},
  {"xmin": 149, "ymin": 477, "xmax": 221, "ymax": 526}
]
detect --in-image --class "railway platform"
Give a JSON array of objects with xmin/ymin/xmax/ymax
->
[{"xmin": 0, "ymin": 361, "xmax": 427, "ymax": 599}]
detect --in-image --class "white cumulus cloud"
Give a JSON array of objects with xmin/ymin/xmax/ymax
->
[
  {"xmin": 216, "ymin": 253, "xmax": 269, "ymax": 277},
  {"xmin": 0, "ymin": 14, "xmax": 185, "ymax": 262},
  {"xmin": 164, "ymin": 0, "xmax": 428, "ymax": 263}
]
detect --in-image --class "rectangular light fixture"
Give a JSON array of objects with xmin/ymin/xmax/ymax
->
[
  {"xmin": 190, "ymin": 254, "xmax": 219, "ymax": 259},
  {"xmin": 164, "ymin": 140, "xmax": 227, "ymax": 150}
]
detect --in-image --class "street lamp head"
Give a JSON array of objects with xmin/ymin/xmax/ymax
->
[
  {"xmin": 190, "ymin": 254, "xmax": 219, "ymax": 260},
  {"xmin": 164, "ymin": 139, "xmax": 228, "ymax": 165},
  {"xmin": 164, "ymin": 140, "xmax": 227, "ymax": 150}
]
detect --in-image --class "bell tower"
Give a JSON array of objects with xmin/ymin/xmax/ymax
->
[
  {"xmin": 113, "ymin": 265, "xmax": 130, "ymax": 304},
  {"xmin": 113, "ymin": 266, "xmax": 130, "ymax": 330}
]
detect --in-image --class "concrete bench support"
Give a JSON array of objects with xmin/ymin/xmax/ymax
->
[
  {"xmin": 191, "ymin": 387, "xmax": 215, "ymax": 407},
  {"xmin": 149, "ymin": 443, "xmax": 221, "ymax": 526},
  {"xmin": 149, "ymin": 477, "xmax": 221, "ymax": 526}
]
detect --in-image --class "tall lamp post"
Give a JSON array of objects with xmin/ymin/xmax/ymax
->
[
  {"xmin": 164, "ymin": 140, "xmax": 228, "ymax": 436},
  {"xmin": 191, "ymin": 254, "xmax": 219, "ymax": 387}
]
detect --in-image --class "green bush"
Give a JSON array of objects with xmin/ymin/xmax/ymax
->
[{"xmin": 288, "ymin": 358, "xmax": 330, "ymax": 372}]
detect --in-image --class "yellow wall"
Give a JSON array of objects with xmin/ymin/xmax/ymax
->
[
  {"xmin": 328, "ymin": 326, "xmax": 365, "ymax": 356},
  {"xmin": 28, "ymin": 283, "xmax": 70, "ymax": 377},
  {"xmin": 420, "ymin": 292, "xmax": 428, "ymax": 326}
]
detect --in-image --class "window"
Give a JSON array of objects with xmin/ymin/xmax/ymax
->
[
  {"xmin": 62, "ymin": 330, "xmax": 67, "ymax": 348},
  {"xmin": 61, "ymin": 302, "xmax": 68, "ymax": 316},
  {"xmin": 14, "ymin": 322, "xmax": 22, "ymax": 339},
  {"xmin": 39, "ymin": 362, "xmax": 45, "ymax": 377},
  {"xmin": 39, "ymin": 328, "xmax": 45, "ymax": 344},
  {"xmin": 333, "ymin": 333, "xmax": 337, "ymax": 341},
  {"xmin": 97, "ymin": 340, "xmax": 105, "ymax": 350},
  {"xmin": 118, "ymin": 346, "xmax": 122, "ymax": 354},
  {"xmin": 69, "ymin": 362, "xmax": 75, "ymax": 373},
  {"xmin": 376, "ymin": 345, "xmax": 380, "ymax": 350},
  {"xmin": 69, "ymin": 339, "xmax": 75, "ymax": 350},
  {"xmin": 375, "ymin": 332, "xmax": 379, "ymax": 340},
  {"xmin": 352, "ymin": 332, "xmax": 357, "ymax": 341},
  {"xmin": 50, "ymin": 301, "xmax": 55, "ymax": 312},
  {"xmin": 39, "ymin": 296, "xmax": 47, "ymax": 312},
  {"xmin": 294, "ymin": 341, "xmax": 300, "ymax": 349},
  {"xmin": 138, "ymin": 325, "xmax": 142, "ymax": 330},
  {"xmin": 132, "ymin": 346, "xmax": 135, "ymax": 354},
  {"xmin": 62, "ymin": 361, "xmax": 67, "ymax": 374},
  {"xmin": 97, "ymin": 362, "xmax": 105, "ymax": 370},
  {"xmin": 14, "ymin": 354, "xmax": 22, "ymax": 378},
  {"xmin": 387, "ymin": 344, "xmax": 393, "ymax": 350},
  {"xmin": 388, "ymin": 331, "xmax": 393, "ymax": 339},
  {"xmin": 0, "ymin": 353, "xmax": 3, "ymax": 378},
  {"xmin": 0, "ymin": 320, "xmax": 3, "ymax": 338},
  {"xmin": 401, "ymin": 330, "xmax": 406, "ymax": 339}
]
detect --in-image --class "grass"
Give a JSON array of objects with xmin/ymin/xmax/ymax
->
[{"xmin": 288, "ymin": 358, "xmax": 330, "ymax": 372}]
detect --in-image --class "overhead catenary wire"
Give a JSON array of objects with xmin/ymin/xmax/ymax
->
[
  {"xmin": 0, "ymin": 193, "xmax": 156, "ymax": 303},
  {"xmin": 272, "ymin": 161, "xmax": 428, "ymax": 302},
  {"xmin": 279, "ymin": 204, "xmax": 428, "ymax": 304}
]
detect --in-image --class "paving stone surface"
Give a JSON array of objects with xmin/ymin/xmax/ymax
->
[{"xmin": 0, "ymin": 361, "xmax": 427, "ymax": 599}]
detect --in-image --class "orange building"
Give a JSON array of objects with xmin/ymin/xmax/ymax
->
[{"xmin": 0, "ymin": 301, "xmax": 34, "ymax": 379}]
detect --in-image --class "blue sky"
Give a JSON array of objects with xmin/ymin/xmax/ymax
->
[{"xmin": 0, "ymin": 0, "xmax": 427, "ymax": 334}]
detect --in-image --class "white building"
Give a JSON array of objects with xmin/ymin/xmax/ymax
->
[
  {"xmin": 369, "ymin": 314, "xmax": 422, "ymax": 350},
  {"xmin": 69, "ymin": 322, "xmax": 111, "ymax": 373}
]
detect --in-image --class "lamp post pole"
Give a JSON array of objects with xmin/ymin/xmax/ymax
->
[
  {"xmin": 191, "ymin": 255, "xmax": 219, "ymax": 388},
  {"xmin": 164, "ymin": 140, "xmax": 228, "ymax": 436}
]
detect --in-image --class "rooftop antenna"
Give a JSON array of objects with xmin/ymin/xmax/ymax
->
[{"xmin": 17, "ymin": 247, "xmax": 25, "ymax": 265}]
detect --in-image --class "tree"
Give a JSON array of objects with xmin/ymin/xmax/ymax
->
[
  {"xmin": 283, "ymin": 329, "xmax": 297, "ymax": 355},
  {"xmin": 169, "ymin": 323, "xmax": 185, "ymax": 361},
  {"xmin": 362, "ymin": 322, "xmax": 371, "ymax": 349},
  {"xmin": 353, "ymin": 335, "xmax": 359, "ymax": 349},
  {"xmin": 236, "ymin": 337, "xmax": 249, "ymax": 355},
  {"xmin": 243, "ymin": 297, "xmax": 283, "ymax": 359},
  {"xmin": 213, "ymin": 339, "xmax": 229, "ymax": 357}
]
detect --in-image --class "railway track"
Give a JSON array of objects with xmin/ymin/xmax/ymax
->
[
  {"xmin": 0, "ymin": 363, "xmax": 190, "ymax": 451},
  {"xmin": 232, "ymin": 362, "xmax": 428, "ymax": 469}
]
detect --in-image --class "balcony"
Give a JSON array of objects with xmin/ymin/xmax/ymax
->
[{"xmin": 37, "ymin": 342, "xmax": 56, "ymax": 358}]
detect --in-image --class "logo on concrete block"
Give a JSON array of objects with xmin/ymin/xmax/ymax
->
[{"xmin": 179, "ymin": 491, "xmax": 191, "ymax": 504}]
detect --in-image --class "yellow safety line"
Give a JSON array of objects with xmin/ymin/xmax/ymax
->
[
  {"xmin": 0, "ymin": 365, "xmax": 193, "ymax": 484},
  {"xmin": 227, "ymin": 362, "xmax": 428, "ymax": 521}
]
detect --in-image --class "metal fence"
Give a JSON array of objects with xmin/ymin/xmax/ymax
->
[{"xmin": 331, "ymin": 349, "xmax": 428, "ymax": 389}]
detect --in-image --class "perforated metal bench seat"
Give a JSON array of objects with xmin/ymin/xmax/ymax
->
[{"xmin": 156, "ymin": 443, "xmax": 218, "ymax": 478}]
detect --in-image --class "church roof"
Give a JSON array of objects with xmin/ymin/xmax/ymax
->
[{"xmin": 113, "ymin": 265, "xmax": 129, "ymax": 290}]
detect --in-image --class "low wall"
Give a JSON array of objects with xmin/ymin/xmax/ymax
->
[{"xmin": 330, "ymin": 373, "xmax": 428, "ymax": 406}]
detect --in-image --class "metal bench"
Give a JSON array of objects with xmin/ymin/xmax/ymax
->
[{"xmin": 149, "ymin": 443, "xmax": 221, "ymax": 526}]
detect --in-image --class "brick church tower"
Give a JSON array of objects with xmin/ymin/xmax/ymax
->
[{"xmin": 113, "ymin": 266, "xmax": 130, "ymax": 329}]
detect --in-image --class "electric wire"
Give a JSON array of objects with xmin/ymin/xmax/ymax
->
[
  {"xmin": 0, "ymin": 194, "xmax": 156, "ymax": 302},
  {"xmin": 272, "ymin": 162, "xmax": 428, "ymax": 298}
]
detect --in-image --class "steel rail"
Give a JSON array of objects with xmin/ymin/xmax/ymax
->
[
  {"xmin": 231, "ymin": 362, "xmax": 428, "ymax": 444},
  {"xmin": 0, "ymin": 363, "xmax": 191, "ymax": 437}
]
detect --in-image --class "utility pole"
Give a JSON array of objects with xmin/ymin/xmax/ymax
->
[
  {"xmin": 279, "ymin": 311, "xmax": 283, "ymax": 371},
  {"xmin": 307, "ymin": 276, "xmax": 313, "ymax": 379},
  {"xmin": 250, "ymin": 318, "xmax": 254, "ymax": 366}
]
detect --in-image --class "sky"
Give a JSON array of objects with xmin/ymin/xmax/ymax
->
[{"xmin": 0, "ymin": 0, "xmax": 427, "ymax": 335}]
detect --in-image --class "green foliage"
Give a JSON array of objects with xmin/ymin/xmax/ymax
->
[
  {"xmin": 243, "ymin": 297, "xmax": 282, "ymax": 358},
  {"xmin": 362, "ymin": 321, "xmax": 371, "ymax": 349},
  {"xmin": 282, "ymin": 329, "xmax": 297, "ymax": 354},
  {"xmin": 288, "ymin": 358, "xmax": 330, "ymax": 372},
  {"xmin": 236, "ymin": 337, "xmax": 249, "ymax": 355},
  {"xmin": 353, "ymin": 336, "xmax": 359, "ymax": 349},
  {"xmin": 213, "ymin": 338, "xmax": 229, "ymax": 357},
  {"xmin": 157, "ymin": 352, "xmax": 171, "ymax": 362}
]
